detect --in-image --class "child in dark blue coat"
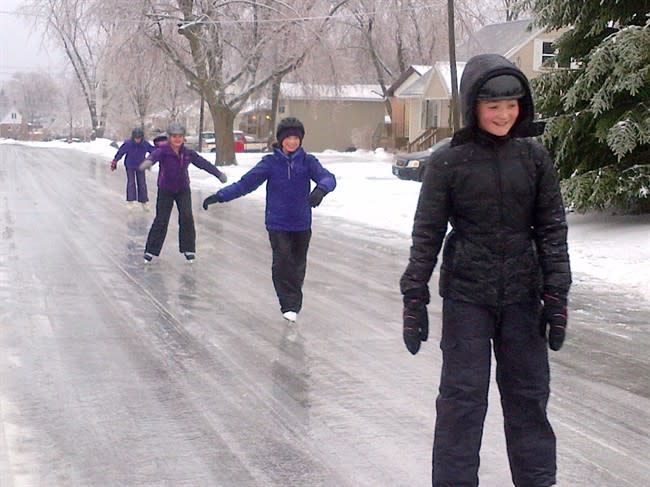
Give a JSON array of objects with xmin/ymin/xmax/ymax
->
[
  {"xmin": 202, "ymin": 117, "xmax": 336, "ymax": 322},
  {"xmin": 111, "ymin": 127, "xmax": 155, "ymax": 210}
]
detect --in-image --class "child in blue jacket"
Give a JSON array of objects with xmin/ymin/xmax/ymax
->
[
  {"xmin": 111, "ymin": 127, "xmax": 154, "ymax": 210},
  {"xmin": 202, "ymin": 117, "xmax": 336, "ymax": 322}
]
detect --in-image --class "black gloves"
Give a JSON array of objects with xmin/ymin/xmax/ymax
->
[
  {"xmin": 308, "ymin": 187, "xmax": 326, "ymax": 207},
  {"xmin": 540, "ymin": 293, "xmax": 568, "ymax": 351},
  {"xmin": 202, "ymin": 191, "xmax": 224, "ymax": 210},
  {"xmin": 402, "ymin": 290, "xmax": 430, "ymax": 355}
]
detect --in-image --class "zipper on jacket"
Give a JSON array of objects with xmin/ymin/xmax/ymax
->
[
  {"xmin": 493, "ymin": 145, "xmax": 505, "ymax": 309},
  {"xmin": 286, "ymin": 153, "xmax": 293, "ymax": 179}
]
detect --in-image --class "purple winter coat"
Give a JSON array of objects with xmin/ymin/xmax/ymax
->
[
  {"xmin": 147, "ymin": 144, "xmax": 225, "ymax": 192},
  {"xmin": 113, "ymin": 139, "xmax": 155, "ymax": 169}
]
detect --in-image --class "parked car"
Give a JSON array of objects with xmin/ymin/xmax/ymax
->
[
  {"xmin": 239, "ymin": 132, "xmax": 269, "ymax": 153},
  {"xmin": 392, "ymin": 137, "xmax": 452, "ymax": 182},
  {"xmin": 195, "ymin": 131, "xmax": 268, "ymax": 153},
  {"xmin": 201, "ymin": 131, "xmax": 217, "ymax": 152}
]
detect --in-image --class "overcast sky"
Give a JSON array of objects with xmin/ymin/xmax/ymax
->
[{"xmin": 0, "ymin": 0, "xmax": 61, "ymax": 82}]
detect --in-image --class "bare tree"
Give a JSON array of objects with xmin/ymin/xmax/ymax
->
[
  {"xmin": 141, "ymin": 0, "xmax": 349, "ymax": 164},
  {"xmin": 55, "ymin": 73, "xmax": 87, "ymax": 139},
  {"xmin": 6, "ymin": 72, "xmax": 60, "ymax": 127},
  {"xmin": 105, "ymin": 32, "xmax": 168, "ymax": 131},
  {"xmin": 23, "ymin": 0, "xmax": 117, "ymax": 137},
  {"xmin": 334, "ymin": 0, "xmax": 448, "ymax": 121}
]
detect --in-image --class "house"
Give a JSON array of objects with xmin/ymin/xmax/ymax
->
[
  {"xmin": 390, "ymin": 19, "xmax": 565, "ymax": 151},
  {"xmin": 384, "ymin": 65, "xmax": 432, "ymax": 149},
  {"xmin": 272, "ymin": 82, "xmax": 386, "ymax": 152},
  {"xmin": 389, "ymin": 62, "xmax": 465, "ymax": 152},
  {"xmin": 0, "ymin": 90, "xmax": 26, "ymax": 139},
  {"xmin": 456, "ymin": 18, "xmax": 568, "ymax": 77}
]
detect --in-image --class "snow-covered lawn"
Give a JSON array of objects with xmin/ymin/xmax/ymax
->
[{"xmin": 4, "ymin": 137, "xmax": 649, "ymax": 301}]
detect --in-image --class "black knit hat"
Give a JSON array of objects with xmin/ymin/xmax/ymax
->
[
  {"xmin": 477, "ymin": 74, "xmax": 525, "ymax": 101},
  {"xmin": 276, "ymin": 117, "xmax": 305, "ymax": 146}
]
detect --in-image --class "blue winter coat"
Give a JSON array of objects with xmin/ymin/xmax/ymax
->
[
  {"xmin": 147, "ymin": 144, "xmax": 225, "ymax": 193},
  {"xmin": 113, "ymin": 138, "xmax": 155, "ymax": 169},
  {"xmin": 218, "ymin": 147, "xmax": 336, "ymax": 231}
]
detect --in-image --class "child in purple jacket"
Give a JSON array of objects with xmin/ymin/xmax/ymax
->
[
  {"xmin": 139, "ymin": 123, "xmax": 227, "ymax": 263},
  {"xmin": 202, "ymin": 117, "xmax": 336, "ymax": 322},
  {"xmin": 111, "ymin": 127, "xmax": 154, "ymax": 210}
]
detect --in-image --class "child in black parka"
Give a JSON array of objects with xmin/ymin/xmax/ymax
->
[{"xmin": 400, "ymin": 54, "xmax": 571, "ymax": 486}]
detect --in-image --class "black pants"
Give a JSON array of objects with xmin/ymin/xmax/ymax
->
[
  {"xmin": 268, "ymin": 230, "xmax": 311, "ymax": 313},
  {"xmin": 433, "ymin": 299, "xmax": 555, "ymax": 487},
  {"xmin": 145, "ymin": 187, "xmax": 195, "ymax": 256}
]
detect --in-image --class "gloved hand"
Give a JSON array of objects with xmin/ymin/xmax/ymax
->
[
  {"xmin": 110, "ymin": 160, "xmax": 117, "ymax": 171},
  {"xmin": 217, "ymin": 172, "xmax": 227, "ymax": 184},
  {"xmin": 139, "ymin": 160, "xmax": 153, "ymax": 171},
  {"xmin": 540, "ymin": 293, "xmax": 568, "ymax": 351},
  {"xmin": 308, "ymin": 187, "xmax": 326, "ymax": 207},
  {"xmin": 403, "ymin": 293, "xmax": 429, "ymax": 355},
  {"xmin": 202, "ymin": 191, "xmax": 224, "ymax": 210}
]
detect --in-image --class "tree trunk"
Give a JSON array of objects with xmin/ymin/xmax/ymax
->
[
  {"xmin": 269, "ymin": 74, "xmax": 283, "ymax": 145},
  {"xmin": 206, "ymin": 100, "xmax": 237, "ymax": 166}
]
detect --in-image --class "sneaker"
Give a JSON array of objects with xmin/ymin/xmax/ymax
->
[
  {"xmin": 184, "ymin": 252, "xmax": 196, "ymax": 262},
  {"xmin": 127, "ymin": 201, "xmax": 136, "ymax": 209},
  {"xmin": 141, "ymin": 202, "xmax": 149, "ymax": 211},
  {"xmin": 282, "ymin": 311, "xmax": 298, "ymax": 322},
  {"xmin": 144, "ymin": 252, "xmax": 154, "ymax": 263}
]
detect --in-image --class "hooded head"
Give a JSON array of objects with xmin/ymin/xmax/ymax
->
[
  {"xmin": 131, "ymin": 127, "xmax": 144, "ymax": 140},
  {"xmin": 276, "ymin": 117, "xmax": 305, "ymax": 148},
  {"xmin": 459, "ymin": 54, "xmax": 536, "ymax": 137}
]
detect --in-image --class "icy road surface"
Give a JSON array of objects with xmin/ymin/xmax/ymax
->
[{"xmin": 0, "ymin": 144, "xmax": 649, "ymax": 486}]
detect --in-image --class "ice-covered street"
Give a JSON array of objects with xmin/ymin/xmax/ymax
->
[{"xmin": 0, "ymin": 143, "xmax": 649, "ymax": 486}]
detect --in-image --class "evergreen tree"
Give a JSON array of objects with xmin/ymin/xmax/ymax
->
[{"xmin": 519, "ymin": 0, "xmax": 650, "ymax": 212}]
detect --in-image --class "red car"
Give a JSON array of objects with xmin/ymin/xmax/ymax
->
[{"xmin": 233, "ymin": 130, "xmax": 246, "ymax": 152}]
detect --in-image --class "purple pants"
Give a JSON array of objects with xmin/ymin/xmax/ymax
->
[{"xmin": 126, "ymin": 167, "xmax": 148, "ymax": 202}]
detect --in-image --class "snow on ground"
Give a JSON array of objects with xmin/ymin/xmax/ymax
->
[{"xmin": 3, "ymin": 137, "xmax": 649, "ymax": 301}]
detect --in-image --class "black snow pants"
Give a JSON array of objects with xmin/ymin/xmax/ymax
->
[
  {"xmin": 268, "ymin": 230, "xmax": 311, "ymax": 313},
  {"xmin": 433, "ymin": 298, "xmax": 556, "ymax": 487},
  {"xmin": 145, "ymin": 187, "xmax": 195, "ymax": 256}
]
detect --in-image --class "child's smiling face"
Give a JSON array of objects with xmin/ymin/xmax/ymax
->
[
  {"xmin": 476, "ymin": 99, "xmax": 520, "ymax": 137},
  {"xmin": 282, "ymin": 135, "xmax": 301, "ymax": 154}
]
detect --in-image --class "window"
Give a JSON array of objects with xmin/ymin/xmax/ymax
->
[
  {"xmin": 420, "ymin": 99, "xmax": 440, "ymax": 130},
  {"xmin": 541, "ymin": 41, "xmax": 555, "ymax": 66},
  {"xmin": 534, "ymin": 39, "xmax": 570, "ymax": 70}
]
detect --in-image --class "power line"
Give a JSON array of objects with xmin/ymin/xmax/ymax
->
[{"xmin": 0, "ymin": 2, "xmax": 441, "ymax": 26}]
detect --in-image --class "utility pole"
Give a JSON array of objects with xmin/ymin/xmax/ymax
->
[{"xmin": 448, "ymin": 0, "xmax": 461, "ymax": 132}]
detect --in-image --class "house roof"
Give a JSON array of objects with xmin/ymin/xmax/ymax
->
[
  {"xmin": 386, "ymin": 65, "xmax": 432, "ymax": 96},
  {"xmin": 398, "ymin": 70, "xmax": 432, "ymax": 98},
  {"xmin": 280, "ymin": 83, "xmax": 384, "ymax": 101},
  {"xmin": 435, "ymin": 62, "xmax": 466, "ymax": 96},
  {"xmin": 397, "ymin": 62, "xmax": 466, "ymax": 98},
  {"xmin": 457, "ymin": 19, "xmax": 543, "ymax": 61}
]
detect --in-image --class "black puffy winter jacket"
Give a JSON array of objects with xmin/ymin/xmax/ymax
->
[{"xmin": 400, "ymin": 54, "xmax": 571, "ymax": 306}]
